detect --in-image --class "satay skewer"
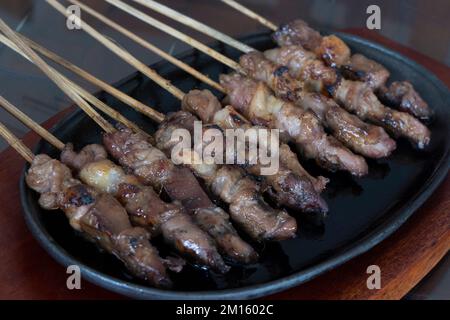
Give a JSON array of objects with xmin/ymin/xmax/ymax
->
[{"xmin": 0, "ymin": 115, "xmax": 174, "ymax": 287}]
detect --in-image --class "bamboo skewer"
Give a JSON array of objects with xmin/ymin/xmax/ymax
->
[
  {"xmin": 68, "ymin": 0, "xmax": 224, "ymax": 94},
  {"xmin": 47, "ymin": 0, "xmax": 226, "ymax": 105},
  {"xmin": 47, "ymin": 0, "xmax": 185, "ymax": 101},
  {"xmin": 104, "ymin": 0, "xmax": 243, "ymax": 72},
  {"xmin": 0, "ymin": 95, "xmax": 65, "ymax": 150},
  {"xmin": 0, "ymin": 121, "xmax": 34, "ymax": 163},
  {"xmin": 0, "ymin": 18, "xmax": 115, "ymax": 134},
  {"xmin": 0, "ymin": 33, "xmax": 145, "ymax": 135},
  {"xmin": 131, "ymin": 0, "xmax": 253, "ymax": 54},
  {"xmin": 121, "ymin": 0, "xmax": 258, "ymax": 55},
  {"xmin": 47, "ymin": 1, "xmax": 245, "ymax": 118},
  {"xmin": 17, "ymin": 34, "xmax": 165, "ymax": 123},
  {"xmin": 220, "ymin": 0, "xmax": 278, "ymax": 31}
]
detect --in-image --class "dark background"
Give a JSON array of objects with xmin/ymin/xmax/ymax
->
[{"xmin": 0, "ymin": 0, "xmax": 448, "ymax": 299}]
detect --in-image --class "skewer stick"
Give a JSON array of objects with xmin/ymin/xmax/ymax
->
[
  {"xmin": 0, "ymin": 95, "xmax": 65, "ymax": 150},
  {"xmin": 0, "ymin": 122, "xmax": 34, "ymax": 163},
  {"xmin": 131, "ymin": 0, "xmax": 253, "ymax": 54},
  {"xmin": 104, "ymin": 0, "xmax": 243, "ymax": 72},
  {"xmin": 0, "ymin": 19, "xmax": 115, "ymax": 134},
  {"xmin": 0, "ymin": 33, "xmax": 145, "ymax": 134},
  {"xmin": 68, "ymin": 0, "xmax": 224, "ymax": 94},
  {"xmin": 70, "ymin": 80, "xmax": 150, "ymax": 133},
  {"xmin": 123, "ymin": 0, "xmax": 258, "ymax": 55},
  {"xmin": 220, "ymin": 0, "xmax": 278, "ymax": 31},
  {"xmin": 47, "ymin": 0, "xmax": 185, "ymax": 101},
  {"xmin": 17, "ymin": 34, "xmax": 165, "ymax": 123},
  {"xmin": 52, "ymin": 2, "xmax": 235, "ymax": 120}
]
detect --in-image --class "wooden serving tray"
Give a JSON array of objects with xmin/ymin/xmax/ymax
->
[{"xmin": 0, "ymin": 29, "xmax": 448, "ymax": 300}]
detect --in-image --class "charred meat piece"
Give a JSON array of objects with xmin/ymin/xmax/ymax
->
[
  {"xmin": 240, "ymin": 51, "xmax": 303, "ymax": 102},
  {"xmin": 342, "ymin": 54, "xmax": 390, "ymax": 90},
  {"xmin": 155, "ymin": 111, "xmax": 298, "ymax": 241},
  {"xmin": 182, "ymin": 90, "xmax": 328, "ymax": 213},
  {"xmin": 334, "ymin": 80, "xmax": 431, "ymax": 149},
  {"xmin": 323, "ymin": 103, "xmax": 396, "ymax": 158},
  {"xmin": 273, "ymin": 21, "xmax": 350, "ymax": 67},
  {"xmin": 26, "ymin": 154, "xmax": 172, "ymax": 288},
  {"xmin": 221, "ymin": 73, "xmax": 368, "ymax": 176},
  {"xmin": 26, "ymin": 153, "xmax": 80, "ymax": 210},
  {"xmin": 278, "ymin": 144, "xmax": 328, "ymax": 193},
  {"xmin": 103, "ymin": 126, "xmax": 257, "ymax": 265},
  {"xmin": 273, "ymin": 19, "xmax": 323, "ymax": 52},
  {"xmin": 273, "ymin": 20, "xmax": 351, "ymax": 69},
  {"xmin": 315, "ymin": 35, "xmax": 351, "ymax": 68},
  {"xmin": 240, "ymin": 51, "xmax": 396, "ymax": 159},
  {"xmin": 211, "ymin": 166, "xmax": 297, "ymax": 241},
  {"xmin": 182, "ymin": 89, "xmax": 223, "ymax": 122},
  {"xmin": 378, "ymin": 81, "xmax": 433, "ymax": 120}
]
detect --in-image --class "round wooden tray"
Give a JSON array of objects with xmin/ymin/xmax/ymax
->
[{"xmin": 0, "ymin": 29, "xmax": 448, "ymax": 300}]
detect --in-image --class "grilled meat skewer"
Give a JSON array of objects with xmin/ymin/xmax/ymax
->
[
  {"xmin": 221, "ymin": 72, "xmax": 369, "ymax": 176},
  {"xmin": 182, "ymin": 89, "xmax": 329, "ymax": 214},
  {"xmin": 249, "ymin": 49, "xmax": 397, "ymax": 158},
  {"xmin": 272, "ymin": 19, "xmax": 433, "ymax": 120},
  {"xmin": 154, "ymin": 111, "xmax": 298, "ymax": 241},
  {"xmin": 240, "ymin": 51, "xmax": 430, "ymax": 149},
  {"xmin": 61, "ymin": 143, "xmax": 248, "ymax": 269},
  {"xmin": 26, "ymin": 154, "xmax": 172, "ymax": 288}
]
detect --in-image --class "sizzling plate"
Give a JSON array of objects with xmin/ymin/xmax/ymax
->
[{"xmin": 20, "ymin": 32, "xmax": 450, "ymax": 299}]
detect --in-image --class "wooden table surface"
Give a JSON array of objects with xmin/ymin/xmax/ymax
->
[{"xmin": 0, "ymin": 29, "xmax": 448, "ymax": 300}]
